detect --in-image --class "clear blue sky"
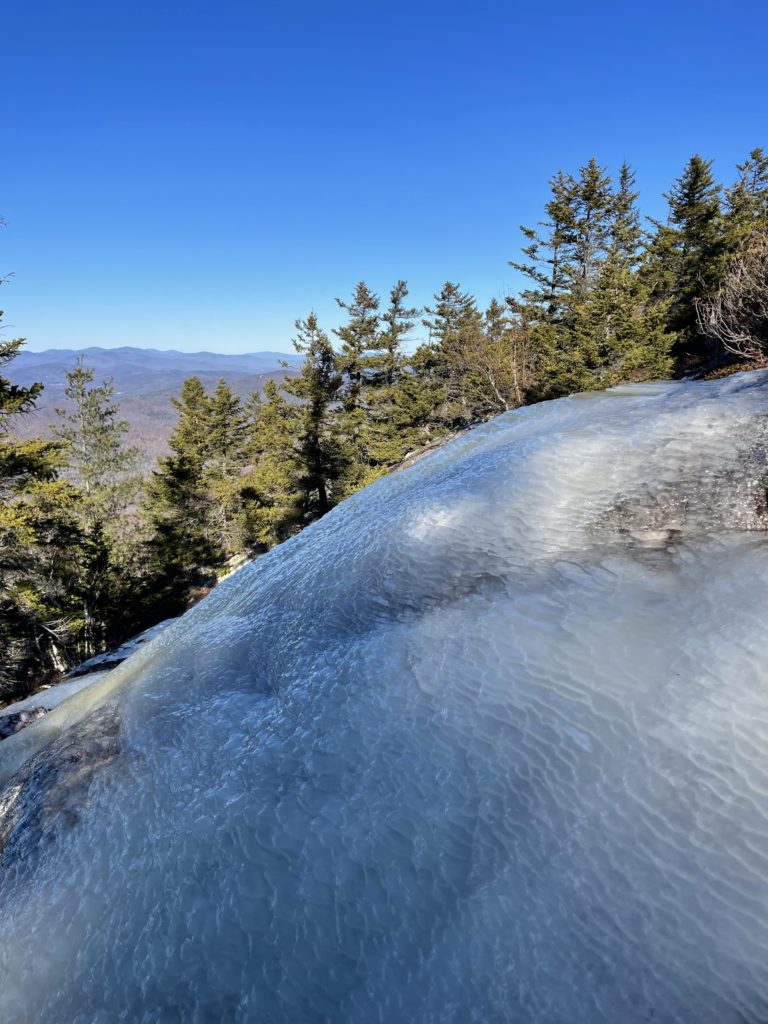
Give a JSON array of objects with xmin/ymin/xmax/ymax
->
[{"xmin": 3, "ymin": 0, "xmax": 766, "ymax": 353}]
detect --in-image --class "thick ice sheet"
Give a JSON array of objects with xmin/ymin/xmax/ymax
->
[{"xmin": 2, "ymin": 372, "xmax": 768, "ymax": 1023}]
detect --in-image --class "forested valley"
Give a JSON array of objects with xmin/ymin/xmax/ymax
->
[{"xmin": 2, "ymin": 148, "xmax": 767, "ymax": 703}]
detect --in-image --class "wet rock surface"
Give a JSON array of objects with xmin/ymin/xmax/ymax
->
[
  {"xmin": 0, "ymin": 704, "xmax": 120, "ymax": 868},
  {"xmin": 0, "ymin": 707, "xmax": 48, "ymax": 741}
]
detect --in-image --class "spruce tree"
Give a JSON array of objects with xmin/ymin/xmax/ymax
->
[
  {"xmin": 611, "ymin": 163, "xmax": 643, "ymax": 263},
  {"xmin": 379, "ymin": 280, "xmax": 418, "ymax": 387},
  {"xmin": 572, "ymin": 250, "xmax": 674, "ymax": 388},
  {"xmin": 364, "ymin": 281, "xmax": 425, "ymax": 467},
  {"xmin": 51, "ymin": 357, "xmax": 142, "ymax": 657},
  {"xmin": 239, "ymin": 379, "xmax": 303, "ymax": 546},
  {"xmin": 510, "ymin": 168, "xmax": 585, "ymax": 400},
  {"xmin": 204, "ymin": 380, "xmax": 249, "ymax": 556},
  {"xmin": 565, "ymin": 165, "xmax": 674, "ymax": 391},
  {"xmin": 418, "ymin": 282, "xmax": 484, "ymax": 425},
  {"xmin": 510, "ymin": 169, "xmax": 578, "ymax": 321},
  {"xmin": 143, "ymin": 374, "xmax": 219, "ymax": 571},
  {"xmin": 334, "ymin": 280, "xmax": 394, "ymax": 489},
  {"xmin": 334, "ymin": 282, "xmax": 380, "ymax": 414},
  {"xmin": 207, "ymin": 379, "xmax": 248, "ymax": 476},
  {"xmin": 643, "ymin": 154, "xmax": 726, "ymax": 369},
  {"xmin": 569, "ymin": 157, "xmax": 614, "ymax": 301},
  {"xmin": 724, "ymin": 147, "xmax": 768, "ymax": 251},
  {"xmin": 0, "ymin": 326, "xmax": 83, "ymax": 694},
  {"xmin": 52, "ymin": 356, "xmax": 140, "ymax": 523},
  {"xmin": 169, "ymin": 376, "xmax": 212, "ymax": 466},
  {"xmin": 141, "ymin": 376, "xmax": 222, "ymax": 616},
  {"xmin": 282, "ymin": 313, "xmax": 345, "ymax": 514}
]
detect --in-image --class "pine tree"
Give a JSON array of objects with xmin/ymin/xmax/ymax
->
[
  {"xmin": 611, "ymin": 162, "xmax": 643, "ymax": 263},
  {"xmin": 643, "ymin": 154, "xmax": 726, "ymax": 369},
  {"xmin": 334, "ymin": 282, "xmax": 380, "ymax": 414},
  {"xmin": 724, "ymin": 147, "xmax": 768, "ymax": 252},
  {"xmin": 52, "ymin": 356, "xmax": 140, "ymax": 523},
  {"xmin": 569, "ymin": 157, "xmax": 614, "ymax": 301},
  {"xmin": 204, "ymin": 380, "xmax": 249, "ymax": 556},
  {"xmin": 169, "ymin": 376, "xmax": 212, "ymax": 466},
  {"xmin": 418, "ymin": 282, "xmax": 484, "ymax": 425},
  {"xmin": 51, "ymin": 357, "xmax": 142, "ymax": 657},
  {"xmin": 430, "ymin": 298, "xmax": 527, "ymax": 417},
  {"xmin": 510, "ymin": 166, "xmax": 593, "ymax": 400},
  {"xmin": 379, "ymin": 280, "xmax": 418, "ymax": 387},
  {"xmin": 141, "ymin": 376, "xmax": 222, "ymax": 615},
  {"xmin": 571, "ymin": 250, "xmax": 674, "ymax": 388},
  {"xmin": 363, "ymin": 281, "xmax": 425, "ymax": 467},
  {"xmin": 0, "ymin": 326, "xmax": 83, "ymax": 695},
  {"xmin": 510, "ymin": 169, "xmax": 578, "ymax": 322},
  {"xmin": 207, "ymin": 379, "xmax": 248, "ymax": 476},
  {"xmin": 566, "ymin": 163, "xmax": 674, "ymax": 390},
  {"xmin": 282, "ymin": 313, "xmax": 345, "ymax": 514},
  {"xmin": 239, "ymin": 379, "xmax": 303, "ymax": 546}
]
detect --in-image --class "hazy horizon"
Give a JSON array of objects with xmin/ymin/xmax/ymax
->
[{"xmin": 13, "ymin": 343, "xmax": 305, "ymax": 356}]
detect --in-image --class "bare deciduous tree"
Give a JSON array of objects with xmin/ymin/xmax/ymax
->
[{"xmin": 697, "ymin": 233, "xmax": 768, "ymax": 361}]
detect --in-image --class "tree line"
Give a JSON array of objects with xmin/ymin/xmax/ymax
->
[{"xmin": 2, "ymin": 148, "xmax": 767, "ymax": 702}]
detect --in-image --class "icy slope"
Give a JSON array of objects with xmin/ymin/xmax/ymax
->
[{"xmin": 2, "ymin": 372, "xmax": 768, "ymax": 1023}]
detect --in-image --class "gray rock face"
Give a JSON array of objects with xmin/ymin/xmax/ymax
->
[{"xmin": 2, "ymin": 372, "xmax": 768, "ymax": 1023}]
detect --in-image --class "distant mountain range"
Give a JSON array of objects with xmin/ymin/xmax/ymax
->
[{"xmin": 8, "ymin": 346, "xmax": 302, "ymax": 469}]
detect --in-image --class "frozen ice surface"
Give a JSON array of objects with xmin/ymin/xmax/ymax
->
[
  {"xmin": 0, "ymin": 620, "xmax": 177, "ymax": 744},
  {"xmin": 2, "ymin": 371, "xmax": 768, "ymax": 1023},
  {"xmin": 66, "ymin": 617, "xmax": 177, "ymax": 676},
  {"xmin": 0, "ymin": 674, "xmax": 110, "ymax": 721}
]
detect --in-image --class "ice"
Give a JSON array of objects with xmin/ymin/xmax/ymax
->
[
  {"xmin": 65, "ymin": 617, "xmax": 177, "ymax": 677},
  {"xmin": 0, "ymin": 619, "xmax": 177, "ymax": 746},
  {"xmin": 2, "ymin": 371, "xmax": 768, "ymax": 1022}
]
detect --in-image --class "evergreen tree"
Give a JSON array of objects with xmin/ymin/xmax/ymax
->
[
  {"xmin": 418, "ymin": 281, "xmax": 484, "ymax": 425},
  {"xmin": 0, "ymin": 326, "xmax": 83, "ymax": 695},
  {"xmin": 566, "ymin": 165, "xmax": 674, "ymax": 390},
  {"xmin": 51, "ymin": 358, "xmax": 142, "ymax": 657},
  {"xmin": 643, "ymin": 154, "xmax": 726, "ymax": 369},
  {"xmin": 510, "ymin": 169, "xmax": 578, "ymax": 321},
  {"xmin": 724, "ymin": 147, "xmax": 768, "ymax": 251},
  {"xmin": 569, "ymin": 157, "xmax": 614, "ymax": 301},
  {"xmin": 364, "ymin": 281, "xmax": 426, "ymax": 467},
  {"xmin": 204, "ymin": 380, "xmax": 249, "ymax": 556},
  {"xmin": 611, "ymin": 162, "xmax": 643, "ymax": 263},
  {"xmin": 239, "ymin": 379, "xmax": 303, "ymax": 546},
  {"xmin": 510, "ymin": 166, "xmax": 598, "ymax": 400},
  {"xmin": 207, "ymin": 379, "xmax": 248, "ymax": 476},
  {"xmin": 169, "ymin": 376, "xmax": 212, "ymax": 466},
  {"xmin": 331, "ymin": 282, "xmax": 382, "ymax": 488},
  {"xmin": 138, "ymin": 453, "xmax": 220, "ymax": 626},
  {"xmin": 283, "ymin": 313, "xmax": 345, "ymax": 514},
  {"xmin": 141, "ymin": 376, "xmax": 222, "ymax": 616},
  {"xmin": 0, "ymin": 337, "xmax": 42, "ymax": 422},
  {"xmin": 379, "ymin": 280, "xmax": 418, "ymax": 387},
  {"xmin": 52, "ymin": 356, "xmax": 140, "ymax": 523},
  {"xmin": 334, "ymin": 282, "xmax": 380, "ymax": 414},
  {"xmin": 571, "ymin": 250, "xmax": 674, "ymax": 388}
]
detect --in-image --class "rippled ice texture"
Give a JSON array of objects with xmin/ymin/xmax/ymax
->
[{"xmin": 3, "ymin": 372, "xmax": 768, "ymax": 1024}]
